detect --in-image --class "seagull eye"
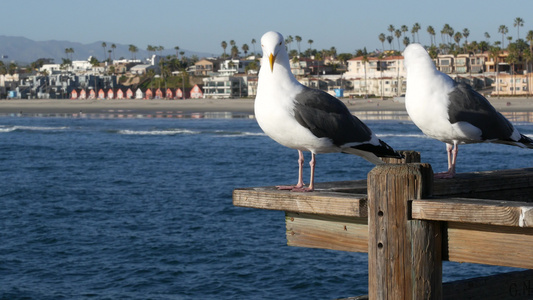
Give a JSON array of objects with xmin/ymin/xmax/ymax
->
[{"xmin": 279, "ymin": 42, "xmax": 282, "ymax": 46}]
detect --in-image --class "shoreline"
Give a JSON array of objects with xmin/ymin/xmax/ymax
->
[{"xmin": 1, "ymin": 97, "xmax": 533, "ymax": 116}]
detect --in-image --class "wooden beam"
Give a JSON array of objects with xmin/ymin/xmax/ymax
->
[
  {"xmin": 433, "ymin": 168, "xmax": 533, "ymax": 201},
  {"xmin": 233, "ymin": 188, "xmax": 368, "ymax": 217},
  {"xmin": 368, "ymin": 163, "xmax": 442, "ymax": 300},
  {"xmin": 412, "ymin": 198, "xmax": 533, "ymax": 227},
  {"xmin": 446, "ymin": 222, "xmax": 533, "ymax": 269},
  {"xmin": 286, "ymin": 212, "xmax": 368, "ymax": 252}
]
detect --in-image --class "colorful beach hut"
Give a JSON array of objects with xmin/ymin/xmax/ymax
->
[
  {"xmin": 116, "ymin": 89, "xmax": 124, "ymax": 99},
  {"xmin": 107, "ymin": 89, "xmax": 114, "ymax": 99},
  {"xmin": 155, "ymin": 88, "xmax": 163, "ymax": 99},
  {"xmin": 135, "ymin": 88, "xmax": 144, "ymax": 99},
  {"xmin": 190, "ymin": 85, "xmax": 204, "ymax": 99},
  {"xmin": 126, "ymin": 88, "xmax": 134, "ymax": 99},
  {"xmin": 71, "ymin": 89, "xmax": 79, "ymax": 99},
  {"xmin": 165, "ymin": 88, "xmax": 174, "ymax": 99},
  {"xmin": 145, "ymin": 89, "xmax": 153, "ymax": 100},
  {"xmin": 98, "ymin": 89, "xmax": 105, "ymax": 99},
  {"xmin": 89, "ymin": 89, "xmax": 96, "ymax": 99},
  {"xmin": 79, "ymin": 89, "xmax": 87, "ymax": 99}
]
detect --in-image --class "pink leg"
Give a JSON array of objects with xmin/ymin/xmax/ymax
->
[
  {"xmin": 292, "ymin": 153, "xmax": 315, "ymax": 192},
  {"xmin": 435, "ymin": 142, "xmax": 458, "ymax": 179},
  {"xmin": 277, "ymin": 150, "xmax": 306, "ymax": 190}
]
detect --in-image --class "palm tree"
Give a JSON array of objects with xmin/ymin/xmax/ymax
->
[
  {"xmin": 231, "ymin": 45, "xmax": 239, "ymax": 59},
  {"xmin": 401, "ymin": 25, "xmax": 408, "ymax": 39},
  {"xmin": 527, "ymin": 30, "xmax": 533, "ymax": 51},
  {"xmin": 386, "ymin": 35, "xmax": 394, "ymax": 51},
  {"xmin": 506, "ymin": 44, "xmax": 520, "ymax": 94},
  {"xmin": 453, "ymin": 32, "xmax": 463, "ymax": 48},
  {"xmin": 147, "ymin": 45, "xmax": 155, "ymax": 57},
  {"xmin": 498, "ymin": 25, "xmax": 509, "ymax": 48},
  {"xmin": 412, "ymin": 23, "xmax": 421, "ymax": 43},
  {"xmin": 174, "ymin": 46, "xmax": 180, "ymax": 60},
  {"xmin": 403, "ymin": 36, "xmax": 410, "ymax": 49},
  {"xmin": 484, "ymin": 32, "xmax": 491, "ymax": 43},
  {"xmin": 295, "ymin": 36, "xmax": 302, "ymax": 55},
  {"xmin": 387, "ymin": 24, "xmax": 395, "ymax": 37},
  {"xmin": 111, "ymin": 44, "xmax": 116, "ymax": 60},
  {"xmin": 221, "ymin": 41, "xmax": 228, "ymax": 58},
  {"xmin": 462, "ymin": 28, "xmax": 470, "ymax": 46},
  {"xmin": 378, "ymin": 33, "xmax": 386, "ymax": 52},
  {"xmin": 395, "ymin": 29, "xmax": 402, "ymax": 51},
  {"xmin": 488, "ymin": 46, "xmax": 500, "ymax": 98},
  {"xmin": 101, "ymin": 42, "xmax": 107, "ymax": 61},
  {"xmin": 128, "ymin": 44, "xmax": 138, "ymax": 60},
  {"xmin": 523, "ymin": 47, "xmax": 533, "ymax": 97},
  {"xmin": 242, "ymin": 44, "xmax": 249, "ymax": 56},
  {"xmin": 251, "ymin": 38, "xmax": 256, "ymax": 55},
  {"xmin": 307, "ymin": 39, "xmax": 313, "ymax": 55},
  {"xmin": 427, "ymin": 26, "xmax": 436, "ymax": 46},
  {"xmin": 514, "ymin": 17, "xmax": 524, "ymax": 40},
  {"xmin": 286, "ymin": 35, "xmax": 293, "ymax": 52}
]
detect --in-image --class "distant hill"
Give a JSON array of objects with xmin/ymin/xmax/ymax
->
[{"xmin": 0, "ymin": 35, "xmax": 214, "ymax": 65}]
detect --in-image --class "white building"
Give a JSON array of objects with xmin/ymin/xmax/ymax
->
[{"xmin": 344, "ymin": 56, "xmax": 406, "ymax": 97}]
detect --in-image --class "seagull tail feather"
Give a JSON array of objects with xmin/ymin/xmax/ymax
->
[{"xmin": 342, "ymin": 140, "xmax": 403, "ymax": 165}]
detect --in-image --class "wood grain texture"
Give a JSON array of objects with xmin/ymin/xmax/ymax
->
[
  {"xmin": 367, "ymin": 163, "xmax": 442, "ymax": 300},
  {"xmin": 412, "ymin": 198, "xmax": 533, "ymax": 227},
  {"xmin": 446, "ymin": 222, "xmax": 533, "ymax": 269},
  {"xmin": 285, "ymin": 212, "xmax": 368, "ymax": 252},
  {"xmin": 233, "ymin": 188, "xmax": 368, "ymax": 217}
]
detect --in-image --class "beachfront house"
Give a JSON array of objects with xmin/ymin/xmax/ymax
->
[
  {"xmin": 126, "ymin": 88, "xmax": 134, "ymax": 99},
  {"xmin": 194, "ymin": 59, "xmax": 221, "ymax": 76},
  {"xmin": 345, "ymin": 55, "xmax": 406, "ymax": 98}
]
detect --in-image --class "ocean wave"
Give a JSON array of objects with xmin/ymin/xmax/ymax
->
[
  {"xmin": 117, "ymin": 129, "xmax": 199, "ymax": 135},
  {"xmin": 0, "ymin": 125, "xmax": 69, "ymax": 132},
  {"xmin": 212, "ymin": 131, "xmax": 266, "ymax": 137},
  {"xmin": 376, "ymin": 133, "xmax": 430, "ymax": 139}
]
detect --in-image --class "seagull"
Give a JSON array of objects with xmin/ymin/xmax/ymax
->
[
  {"xmin": 403, "ymin": 43, "xmax": 533, "ymax": 178},
  {"xmin": 255, "ymin": 31, "xmax": 402, "ymax": 192}
]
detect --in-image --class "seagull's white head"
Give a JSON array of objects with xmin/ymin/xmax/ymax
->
[
  {"xmin": 403, "ymin": 43, "xmax": 435, "ymax": 73},
  {"xmin": 260, "ymin": 31, "xmax": 285, "ymax": 72}
]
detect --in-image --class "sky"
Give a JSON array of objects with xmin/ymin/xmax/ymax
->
[{"xmin": 1, "ymin": 0, "xmax": 532, "ymax": 57}]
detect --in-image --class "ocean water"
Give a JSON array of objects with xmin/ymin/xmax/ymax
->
[{"xmin": 1, "ymin": 115, "xmax": 532, "ymax": 300}]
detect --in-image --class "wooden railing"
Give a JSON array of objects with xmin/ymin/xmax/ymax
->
[{"xmin": 233, "ymin": 151, "xmax": 533, "ymax": 300}]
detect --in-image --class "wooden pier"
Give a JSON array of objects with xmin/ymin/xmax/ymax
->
[{"xmin": 233, "ymin": 151, "xmax": 533, "ymax": 299}]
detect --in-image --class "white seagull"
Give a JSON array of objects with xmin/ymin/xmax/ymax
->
[
  {"xmin": 403, "ymin": 43, "xmax": 533, "ymax": 178},
  {"xmin": 255, "ymin": 31, "xmax": 401, "ymax": 192}
]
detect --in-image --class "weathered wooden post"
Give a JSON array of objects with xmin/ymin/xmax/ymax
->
[{"xmin": 368, "ymin": 163, "xmax": 441, "ymax": 300}]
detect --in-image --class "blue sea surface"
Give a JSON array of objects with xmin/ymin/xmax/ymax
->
[{"xmin": 1, "ymin": 116, "xmax": 531, "ymax": 299}]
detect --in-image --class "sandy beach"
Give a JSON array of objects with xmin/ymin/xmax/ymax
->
[{"xmin": 1, "ymin": 97, "xmax": 533, "ymax": 116}]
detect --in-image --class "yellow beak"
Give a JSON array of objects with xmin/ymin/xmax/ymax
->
[{"xmin": 269, "ymin": 53, "xmax": 276, "ymax": 72}]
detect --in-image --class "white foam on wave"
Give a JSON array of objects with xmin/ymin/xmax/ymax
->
[
  {"xmin": 118, "ymin": 128, "xmax": 199, "ymax": 135},
  {"xmin": 376, "ymin": 133, "xmax": 429, "ymax": 139},
  {"xmin": 0, "ymin": 125, "xmax": 69, "ymax": 132}
]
